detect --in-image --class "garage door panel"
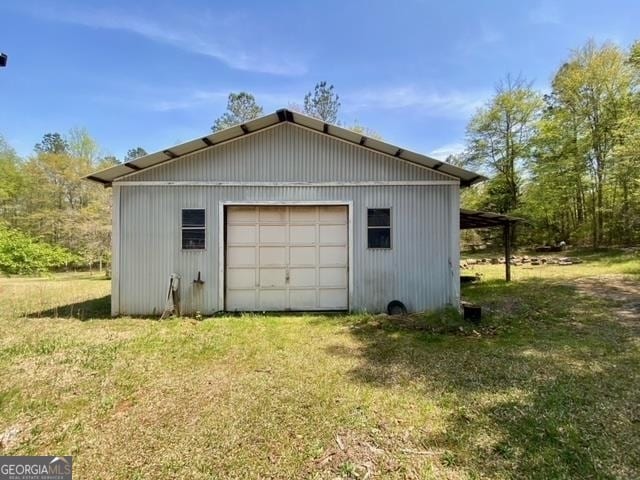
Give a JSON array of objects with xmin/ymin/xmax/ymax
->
[
  {"xmin": 289, "ymin": 268, "xmax": 316, "ymax": 287},
  {"xmin": 259, "ymin": 290, "xmax": 286, "ymax": 309},
  {"xmin": 290, "ymin": 246, "xmax": 316, "ymax": 266},
  {"xmin": 319, "ymin": 289, "xmax": 348, "ymax": 308},
  {"xmin": 289, "ymin": 207, "xmax": 317, "ymax": 223},
  {"xmin": 227, "ymin": 247, "xmax": 256, "ymax": 266},
  {"xmin": 319, "ymin": 206, "xmax": 347, "ymax": 223},
  {"xmin": 320, "ymin": 267, "xmax": 348, "ymax": 287},
  {"xmin": 319, "ymin": 246, "xmax": 347, "ymax": 266},
  {"xmin": 289, "ymin": 289, "xmax": 317, "ymax": 309},
  {"xmin": 227, "ymin": 268, "xmax": 256, "ymax": 288},
  {"xmin": 260, "ymin": 225, "xmax": 286, "ymax": 243},
  {"xmin": 227, "ymin": 225, "xmax": 256, "ymax": 244},
  {"xmin": 260, "ymin": 268, "xmax": 286, "ymax": 287},
  {"xmin": 226, "ymin": 290, "xmax": 256, "ymax": 311},
  {"xmin": 228, "ymin": 206, "xmax": 257, "ymax": 223},
  {"xmin": 259, "ymin": 246, "xmax": 286, "ymax": 265},
  {"xmin": 259, "ymin": 207, "xmax": 287, "ymax": 223},
  {"xmin": 319, "ymin": 225, "xmax": 347, "ymax": 244},
  {"xmin": 290, "ymin": 225, "xmax": 315, "ymax": 244}
]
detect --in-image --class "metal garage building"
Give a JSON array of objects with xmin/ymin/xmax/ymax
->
[{"xmin": 86, "ymin": 109, "xmax": 485, "ymax": 316}]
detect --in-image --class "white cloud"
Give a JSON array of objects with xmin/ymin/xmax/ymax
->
[
  {"xmin": 529, "ymin": 1, "xmax": 561, "ymax": 25},
  {"xmin": 344, "ymin": 85, "xmax": 488, "ymax": 118},
  {"xmin": 31, "ymin": 6, "xmax": 307, "ymax": 75},
  {"xmin": 429, "ymin": 142, "xmax": 466, "ymax": 159}
]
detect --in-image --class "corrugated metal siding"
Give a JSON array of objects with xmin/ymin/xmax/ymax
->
[
  {"xmin": 115, "ymin": 121, "xmax": 459, "ymax": 315},
  {"xmin": 119, "ymin": 185, "xmax": 456, "ymax": 315},
  {"xmin": 119, "ymin": 123, "xmax": 453, "ymax": 183}
]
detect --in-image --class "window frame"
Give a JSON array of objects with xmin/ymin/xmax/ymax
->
[
  {"xmin": 181, "ymin": 208, "xmax": 206, "ymax": 251},
  {"xmin": 366, "ymin": 207, "xmax": 392, "ymax": 250}
]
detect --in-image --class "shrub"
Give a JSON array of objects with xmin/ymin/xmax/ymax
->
[{"xmin": 0, "ymin": 224, "xmax": 80, "ymax": 274}]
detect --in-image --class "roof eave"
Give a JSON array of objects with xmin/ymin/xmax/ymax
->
[{"xmin": 84, "ymin": 108, "xmax": 485, "ymax": 186}]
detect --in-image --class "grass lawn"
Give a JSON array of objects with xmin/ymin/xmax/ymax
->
[{"xmin": 0, "ymin": 250, "xmax": 639, "ymax": 479}]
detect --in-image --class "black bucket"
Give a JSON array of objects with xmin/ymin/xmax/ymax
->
[{"xmin": 463, "ymin": 304, "xmax": 482, "ymax": 323}]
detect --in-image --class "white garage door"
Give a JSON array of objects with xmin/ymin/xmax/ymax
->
[{"xmin": 225, "ymin": 205, "xmax": 349, "ymax": 311}]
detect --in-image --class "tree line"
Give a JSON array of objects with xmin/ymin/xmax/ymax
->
[
  {"xmin": 459, "ymin": 39, "xmax": 640, "ymax": 248},
  {"xmin": 0, "ymin": 130, "xmax": 149, "ymax": 273},
  {"xmin": 1, "ymin": 44, "xmax": 638, "ymax": 275},
  {"xmin": 212, "ymin": 81, "xmax": 341, "ymax": 130},
  {"xmin": 211, "ymin": 81, "xmax": 382, "ymax": 138},
  {"xmin": 0, "ymin": 81, "xmax": 367, "ymax": 274}
]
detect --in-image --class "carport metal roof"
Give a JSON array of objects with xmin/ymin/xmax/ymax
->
[
  {"xmin": 460, "ymin": 209, "xmax": 525, "ymax": 282},
  {"xmin": 85, "ymin": 108, "xmax": 486, "ymax": 187},
  {"xmin": 460, "ymin": 209, "xmax": 524, "ymax": 230}
]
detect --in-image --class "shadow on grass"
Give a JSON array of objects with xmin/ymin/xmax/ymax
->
[
  {"xmin": 332, "ymin": 278, "xmax": 640, "ymax": 478},
  {"xmin": 27, "ymin": 295, "xmax": 112, "ymax": 320}
]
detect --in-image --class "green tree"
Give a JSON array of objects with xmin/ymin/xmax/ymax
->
[
  {"xmin": 0, "ymin": 223, "xmax": 79, "ymax": 274},
  {"xmin": 538, "ymin": 41, "xmax": 634, "ymax": 246},
  {"xmin": 525, "ymin": 103, "xmax": 587, "ymax": 244},
  {"xmin": 611, "ymin": 40, "xmax": 640, "ymax": 244},
  {"xmin": 211, "ymin": 92, "xmax": 263, "ymax": 132},
  {"xmin": 67, "ymin": 127, "xmax": 99, "ymax": 164},
  {"xmin": 0, "ymin": 136, "xmax": 24, "ymax": 224},
  {"xmin": 303, "ymin": 81, "xmax": 340, "ymax": 123},
  {"xmin": 19, "ymin": 130, "xmax": 112, "ymax": 269},
  {"xmin": 465, "ymin": 77, "xmax": 543, "ymax": 214},
  {"xmin": 34, "ymin": 133, "xmax": 68, "ymax": 154},
  {"xmin": 124, "ymin": 147, "xmax": 147, "ymax": 162}
]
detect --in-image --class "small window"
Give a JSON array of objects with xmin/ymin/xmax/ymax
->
[
  {"xmin": 367, "ymin": 208, "xmax": 391, "ymax": 249},
  {"xmin": 182, "ymin": 209, "xmax": 205, "ymax": 250}
]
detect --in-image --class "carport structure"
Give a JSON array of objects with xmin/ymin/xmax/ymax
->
[{"xmin": 460, "ymin": 209, "xmax": 524, "ymax": 281}]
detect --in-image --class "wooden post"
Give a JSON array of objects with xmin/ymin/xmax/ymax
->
[{"xmin": 503, "ymin": 222, "xmax": 511, "ymax": 282}]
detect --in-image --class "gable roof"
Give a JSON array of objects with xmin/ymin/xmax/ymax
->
[{"xmin": 85, "ymin": 109, "xmax": 486, "ymax": 187}]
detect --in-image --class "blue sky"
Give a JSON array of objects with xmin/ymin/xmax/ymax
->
[{"xmin": 0, "ymin": 0, "xmax": 638, "ymax": 160}]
